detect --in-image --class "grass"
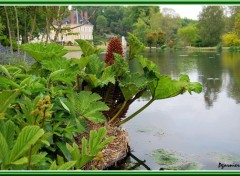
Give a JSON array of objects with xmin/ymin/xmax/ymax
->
[
  {"xmin": 186, "ymin": 46, "xmax": 229, "ymax": 50},
  {"xmin": 64, "ymin": 45, "xmax": 107, "ymax": 52},
  {"xmin": 64, "ymin": 46, "xmax": 81, "ymax": 51}
]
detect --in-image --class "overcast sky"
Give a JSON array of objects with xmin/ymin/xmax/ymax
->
[{"xmin": 160, "ymin": 5, "xmax": 204, "ymax": 20}]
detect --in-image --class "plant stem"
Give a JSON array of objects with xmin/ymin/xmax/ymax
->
[
  {"xmin": 41, "ymin": 109, "xmax": 47, "ymax": 128},
  {"xmin": 34, "ymin": 115, "xmax": 38, "ymax": 125},
  {"xmin": 104, "ymin": 83, "xmax": 113, "ymax": 103},
  {"xmin": 28, "ymin": 145, "xmax": 33, "ymax": 170},
  {"xmin": 109, "ymin": 100, "xmax": 127, "ymax": 124},
  {"xmin": 117, "ymin": 98, "xmax": 154, "ymax": 126}
]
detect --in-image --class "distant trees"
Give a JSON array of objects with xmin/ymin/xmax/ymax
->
[
  {"xmin": 222, "ymin": 33, "xmax": 240, "ymax": 46},
  {"xmin": 2, "ymin": 5, "xmax": 240, "ymax": 48},
  {"xmin": 178, "ymin": 25, "xmax": 199, "ymax": 46},
  {"xmin": 198, "ymin": 6, "xmax": 225, "ymax": 46},
  {"xmin": 96, "ymin": 15, "xmax": 108, "ymax": 33},
  {"xmin": 146, "ymin": 31, "xmax": 166, "ymax": 48}
]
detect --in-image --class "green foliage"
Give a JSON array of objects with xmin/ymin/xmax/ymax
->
[
  {"xmin": 0, "ymin": 33, "xmax": 202, "ymax": 170},
  {"xmin": 127, "ymin": 32, "xmax": 145, "ymax": 61},
  {"xmin": 75, "ymin": 39, "xmax": 102, "ymax": 57},
  {"xmin": 0, "ymin": 90, "xmax": 19, "ymax": 117},
  {"xmin": 178, "ymin": 25, "xmax": 200, "ymax": 46},
  {"xmin": 69, "ymin": 91, "xmax": 109, "ymax": 123},
  {"xmin": 198, "ymin": 6, "xmax": 225, "ymax": 46},
  {"xmin": 66, "ymin": 127, "xmax": 115, "ymax": 169},
  {"xmin": 222, "ymin": 33, "xmax": 240, "ymax": 46},
  {"xmin": 96, "ymin": 15, "xmax": 108, "ymax": 33},
  {"xmin": 150, "ymin": 75, "xmax": 202, "ymax": 100},
  {"xmin": 146, "ymin": 31, "xmax": 166, "ymax": 48},
  {"xmin": 0, "ymin": 125, "xmax": 44, "ymax": 169},
  {"xmin": 119, "ymin": 73, "xmax": 149, "ymax": 100},
  {"xmin": 21, "ymin": 43, "xmax": 68, "ymax": 62}
]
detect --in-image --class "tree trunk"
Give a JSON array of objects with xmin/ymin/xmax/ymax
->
[
  {"xmin": 29, "ymin": 7, "xmax": 37, "ymax": 41},
  {"xmin": 23, "ymin": 7, "xmax": 28, "ymax": 44},
  {"xmin": 14, "ymin": 6, "xmax": 20, "ymax": 54},
  {"xmin": 4, "ymin": 6, "xmax": 13, "ymax": 54},
  {"xmin": 46, "ymin": 16, "xmax": 50, "ymax": 43}
]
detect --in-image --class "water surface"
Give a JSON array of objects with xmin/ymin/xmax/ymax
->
[{"xmin": 123, "ymin": 50, "xmax": 240, "ymax": 170}]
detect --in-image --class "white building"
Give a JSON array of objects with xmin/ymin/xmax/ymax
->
[{"xmin": 50, "ymin": 9, "xmax": 93, "ymax": 44}]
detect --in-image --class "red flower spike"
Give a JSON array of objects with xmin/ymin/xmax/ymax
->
[{"xmin": 105, "ymin": 37, "xmax": 123, "ymax": 66}]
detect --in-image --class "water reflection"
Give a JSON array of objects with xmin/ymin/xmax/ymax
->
[
  {"xmin": 221, "ymin": 52, "xmax": 240, "ymax": 104},
  {"xmin": 142, "ymin": 50, "xmax": 240, "ymax": 109},
  {"xmin": 196, "ymin": 54, "xmax": 223, "ymax": 109}
]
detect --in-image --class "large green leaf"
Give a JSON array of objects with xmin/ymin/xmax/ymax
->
[
  {"xmin": 0, "ymin": 76, "xmax": 20, "ymax": 89},
  {"xmin": 85, "ymin": 55, "xmax": 104, "ymax": 77},
  {"xmin": 10, "ymin": 157, "xmax": 28, "ymax": 165},
  {"xmin": 0, "ymin": 132, "xmax": 10, "ymax": 165},
  {"xmin": 70, "ymin": 57, "xmax": 90, "ymax": 71},
  {"xmin": 119, "ymin": 73, "xmax": 149, "ymax": 100},
  {"xmin": 0, "ymin": 90, "xmax": 19, "ymax": 114},
  {"xmin": 66, "ymin": 143, "xmax": 81, "ymax": 168},
  {"xmin": 21, "ymin": 43, "xmax": 68, "ymax": 62},
  {"xmin": 41, "ymin": 57, "xmax": 69, "ymax": 72},
  {"xmin": 57, "ymin": 161, "xmax": 76, "ymax": 170},
  {"xmin": 0, "ymin": 65, "xmax": 11, "ymax": 79},
  {"xmin": 30, "ymin": 153, "xmax": 47, "ymax": 166},
  {"xmin": 127, "ymin": 33, "xmax": 145, "ymax": 60},
  {"xmin": 63, "ymin": 128, "xmax": 114, "ymax": 169},
  {"xmin": 112, "ymin": 54, "xmax": 129, "ymax": 77},
  {"xmin": 70, "ymin": 91, "xmax": 109, "ymax": 123},
  {"xmin": 150, "ymin": 75, "xmax": 202, "ymax": 100},
  {"xmin": 9, "ymin": 125, "xmax": 44, "ymax": 163},
  {"xmin": 0, "ymin": 120, "xmax": 16, "ymax": 149},
  {"xmin": 75, "ymin": 39, "xmax": 102, "ymax": 57},
  {"xmin": 136, "ymin": 55, "xmax": 160, "ymax": 78}
]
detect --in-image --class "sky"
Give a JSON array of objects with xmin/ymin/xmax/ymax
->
[{"xmin": 160, "ymin": 5, "xmax": 204, "ymax": 20}]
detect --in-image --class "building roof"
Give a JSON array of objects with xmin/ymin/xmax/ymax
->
[{"xmin": 63, "ymin": 9, "xmax": 93, "ymax": 25}]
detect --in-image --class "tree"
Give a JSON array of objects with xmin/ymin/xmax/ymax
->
[
  {"xmin": 132, "ymin": 18, "xmax": 150, "ymax": 44},
  {"xmin": 222, "ymin": 33, "xmax": 240, "ymax": 46},
  {"xmin": 198, "ymin": 6, "xmax": 225, "ymax": 46},
  {"xmin": 146, "ymin": 31, "xmax": 166, "ymax": 48},
  {"xmin": 234, "ymin": 13, "xmax": 240, "ymax": 36},
  {"xmin": 4, "ymin": 6, "xmax": 13, "ymax": 53},
  {"xmin": 0, "ymin": 17, "xmax": 5, "ymax": 35},
  {"xmin": 157, "ymin": 31, "xmax": 166, "ymax": 46},
  {"xmin": 96, "ymin": 15, "xmax": 108, "ymax": 33},
  {"xmin": 180, "ymin": 18, "xmax": 197, "ymax": 28},
  {"xmin": 159, "ymin": 8, "xmax": 181, "ymax": 42},
  {"xmin": 178, "ymin": 25, "xmax": 199, "ymax": 46}
]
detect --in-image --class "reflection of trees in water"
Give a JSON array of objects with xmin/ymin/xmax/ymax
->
[
  {"xmin": 196, "ymin": 53, "xmax": 223, "ymax": 109},
  {"xmin": 203, "ymin": 79, "xmax": 222, "ymax": 108},
  {"xmin": 142, "ymin": 50, "xmax": 180, "ymax": 77},
  {"xmin": 222, "ymin": 52, "xmax": 240, "ymax": 104}
]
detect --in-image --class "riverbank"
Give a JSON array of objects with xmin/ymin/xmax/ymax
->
[{"xmin": 185, "ymin": 46, "xmax": 229, "ymax": 51}]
